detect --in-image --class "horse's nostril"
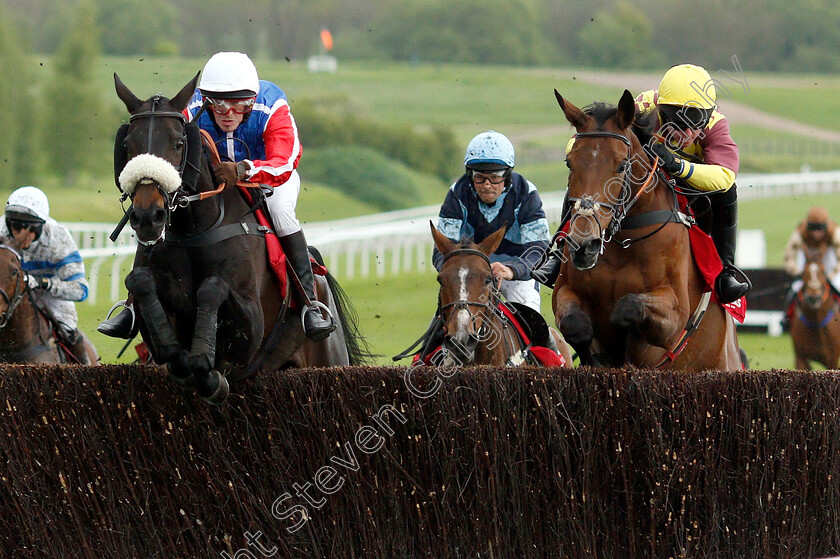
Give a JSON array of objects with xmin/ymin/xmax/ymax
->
[{"xmin": 153, "ymin": 209, "xmax": 167, "ymax": 225}]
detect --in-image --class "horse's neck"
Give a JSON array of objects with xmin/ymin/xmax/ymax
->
[
  {"xmin": 475, "ymin": 311, "xmax": 520, "ymax": 365},
  {"xmin": 0, "ymin": 297, "xmax": 49, "ymax": 349},
  {"xmin": 625, "ymin": 158, "xmax": 672, "ymax": 217}
]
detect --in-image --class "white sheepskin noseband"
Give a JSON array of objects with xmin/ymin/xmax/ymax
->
[{"xmin": 119, "ymin": 154, "xmax": 182, "ymax": 195}]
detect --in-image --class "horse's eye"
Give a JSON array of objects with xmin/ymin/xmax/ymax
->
[
  {"xmin": 565, "ymin": 159, "xmax": 571, "ymax": 169},
  {"xmin": 174, "ymin": 138, "xmax": 185, "ymax": 150},
  {"xmin": 617, "ymin": 161, "xmax": 628, "ymax": 173},
  {"xmin": 485, "ymin": 275, "xmax": 494, "ymax": 285}
]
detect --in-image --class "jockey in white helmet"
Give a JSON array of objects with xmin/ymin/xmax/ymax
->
[{"xmin": 2, "ymin": 186, "xmax": 95, "ymax": 363}]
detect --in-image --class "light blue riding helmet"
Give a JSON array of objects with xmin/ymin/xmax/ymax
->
[{"xmin": 464, "ymin": 131, "xmax": 515, "ymax": 171}]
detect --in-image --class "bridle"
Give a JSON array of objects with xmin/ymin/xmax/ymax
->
[
  {"xmin": 124, "ymin": 97, "xmax": 217, "ymax": 212},
  {"xmin": 438, "ymin": 249, "xmax": 496, "ymax": 320},
  {"xmin": 566, "ymin": 131, "xmax": 661, "ymax": 246},
  {"xmin": 0, "ymin": 246, "xmax": 27, "ymax": 329}
]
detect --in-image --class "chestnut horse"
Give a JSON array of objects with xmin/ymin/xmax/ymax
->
[
  {"xmin": 112, "ymin": 74, "xmax": 369, "ymax": 403},
  {"xmin": 0, "ymin": 246, "xmax": 98, "ymax": 364},
  {"xmin": 551, "ymin": 90, "xmax": 742, "ymax": 370},
  {"xmin": 430, "ymin": 224, "xmax": 572, "ymax": 367},
  {"xmin": 790, "ymin": 250, "xmax": 840, "ymax": 369}
]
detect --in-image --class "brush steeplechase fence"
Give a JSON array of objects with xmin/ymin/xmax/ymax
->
[{"xmin": 1, "ymin": 365, "xmax": 838, "ymax": 558}]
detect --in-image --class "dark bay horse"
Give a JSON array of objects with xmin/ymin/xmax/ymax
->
[
  {"xmin": 0, "ymin": 246, "xmax": 98, "ymax": 364},
  {"xmin": 790, "ymin": 251, "xmax": 840, "ymax": 369},
  {"xmin": 431, "ymin": 224, "xmax": 572, "ymax": 367},
  {"xmin": 551, "ymin": 90, "xmax": 742, "ymax": 370},
  {"xmin": 113, "ymin": 74, "xmax": 368, "ymax": 403}
]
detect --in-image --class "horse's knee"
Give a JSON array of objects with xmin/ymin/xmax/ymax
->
[
  {"xmin": 126, "ymin": 267, "xmax": 155, "ymax": 298},
  {"xmin": 559, "ymin": 308, "xmax": 593, "ymax": 348},
  {"xmin": 611, "ymin": 294, "xmax": 646, "ymax": 330},
  {"xmin": 196, "ymin": 277, "xmax": 230, "ymax": 309}
]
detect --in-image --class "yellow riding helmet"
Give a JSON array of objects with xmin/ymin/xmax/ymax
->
[{"xmin": 657, "ymin": 64, "xmax": 716, "ymax": 110}]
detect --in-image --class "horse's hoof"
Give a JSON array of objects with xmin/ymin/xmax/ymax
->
[
  {"xmin": 611, "ymin": 294, "xmax": 646, "ymax": 330},
  {"xmin": 198, "ymin": 371, "xmax": 229, "ymax": 405},
  {"xmin": 167, "ymin": 356, "xmax": 194, "ymax": 390}
]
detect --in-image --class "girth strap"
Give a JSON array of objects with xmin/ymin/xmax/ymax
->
[
  {"xmin": 621, "ymin": 209, "xmax": 693, "ymax": 230},
  {"xmin": 165, "ymin": 221, "xmax": 268, "ymax": 247}
]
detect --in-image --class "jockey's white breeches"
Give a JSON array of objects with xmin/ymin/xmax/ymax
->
[
  {"xmin": 265, "ymin": 170, "xmax": 302, "ymax": 237},
  {"xmin": 500, "ymin": 279, "xmax": 541, "ymax": 312}
]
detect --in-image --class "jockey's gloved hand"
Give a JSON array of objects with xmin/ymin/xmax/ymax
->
[
  {"xmin": 26, "ymin": 275, "xmax": 50, "ymax": 291},
  {"xmin": 212, "ymin": 161, "xmax": 250, "ymax": 187},
  {"xmin": 649, "ymin": 142, "xmax": 684, "ymax": 175}
]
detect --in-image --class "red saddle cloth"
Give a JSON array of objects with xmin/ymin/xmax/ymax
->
[
  {"xmin": 237, "ymin": 186, "xmax": 327, "ymax": 302},
  {"xmin": 555, "ymin": 203, "xmax": 747, "ymax": 324},
  {"xmin": 687, "ymin": 225, "xmax": 747, "ymax": 323}
]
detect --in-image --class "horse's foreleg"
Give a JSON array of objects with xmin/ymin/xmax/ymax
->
[
  {"xmin": 126, "ymin": 267, "xmax": 182, "ymax": 365},
  {"xmin": 554, "ymin": 287, "xmax": 594, "ymax": 366},
  {"xmin": 190, "ymin": 276, "xmax": 232, "ymax": 404},
  {"xmin": 611, "ymin": 288, "xmax": 681, "ymax": 350}
]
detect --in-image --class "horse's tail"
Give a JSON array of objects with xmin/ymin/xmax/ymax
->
[{"xmin": 324, "ymin": 269, "xmax": 376, "ymax": 365}]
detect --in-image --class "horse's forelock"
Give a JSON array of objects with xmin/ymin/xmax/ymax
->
[{"xmin": 583, "ymin": 102, "xmax": 618, "ymax": 129}]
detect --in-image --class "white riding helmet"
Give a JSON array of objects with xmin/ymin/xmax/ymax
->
[
  {"xmin": 464, "ymin": 131, "xmax": 515, "ymax": 171},
  {"xmin": 199, "ymin": 52, "xmax": 260, "ymax": 99},
  {"xmin": 6, "ymin": 186, "xmax": 50, "ymax": 222}
]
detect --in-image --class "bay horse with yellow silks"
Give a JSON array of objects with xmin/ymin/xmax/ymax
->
[
  {"xmin": 0, "ymin": 246, "xmax": 98, "ymax": 364},
  {"xmin": 112, "ymin": 73, "xmax": 369, "ymax": 403},
  {"xmin": 790, "ymin": 247, "xmax": 840, "ymax": 369},
  {"xmin": 551, "ymin": 90, "xmax": 743, "ymax": 370}
]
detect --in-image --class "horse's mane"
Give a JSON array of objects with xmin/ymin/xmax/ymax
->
[{"xmin": 631, "ymin": 110, "xmax": 656, "ymax": 147}]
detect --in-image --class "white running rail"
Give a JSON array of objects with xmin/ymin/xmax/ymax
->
[{"xmin": 69, "ymin": 169, "xmax": 840, "ymax": 303}]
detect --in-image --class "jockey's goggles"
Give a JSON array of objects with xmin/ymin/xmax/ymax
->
[
  {"xmin": 6, "ymin": 218, "xmax": 43, "ymax": 238},
  {"xmin": 471, "ymin": 170, "xmax": 506, "ymax": 185},
  {"xmin": 205, "ymin": 97, "xmax": 256, "ymax": 115},
  {"xmin": 807, "ymin": 221, "xmax": 828, "ymax": 232},
  {"xmin": 659, "ymin": 104, "xmax": 713, "ymax": 131}
]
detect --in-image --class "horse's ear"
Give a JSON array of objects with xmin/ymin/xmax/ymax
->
[
  {"xmin": 171, "ymin": 72, "xmax": 201, "ymax": 113},
  {"xmin": 616, "ymin": 89, "xmax": 636, "ymax": 130},
  {"xmin": 555, "ymin": 89, "xmax": 587, "ymax": 130},
  {"xmin": 478, "ymin": 225, "xmax": 507, "ymax": 257},
  {"xmin": 114, "ymin": 73, "xmax": 143, "ymax": 113},
  {"xmin": 430, "ymin": 221, "xmax": 456, "ymax": 256}
]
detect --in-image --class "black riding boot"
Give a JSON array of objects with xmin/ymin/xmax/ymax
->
[
  {"xmin": 711, "ymin": 195, "xmax": 751, "ymax": 304},
  {"xmin": 97, "ymin": 299, "xmax": 138, "ymax": 339},
  {"xmin": 531, "ymin": 237, "xmax": 565, "ymax": 288},
  {"xmin": 280, "ymin": 231, "xmax": 336, "ymax": 342},
  {"xmin": 531, "ymin": 191, "xmax": 571, "ymax": 288},
  {"xmin": 64, "ymin": 327, "xmax": 92, "ymax": 364}
]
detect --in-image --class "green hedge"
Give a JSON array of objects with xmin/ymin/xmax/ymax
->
[
  {"xmin": 303, "ymin": 145, "xmax": 440, "ymax": 211},
  {"xmin": 1, "ymin": 365, "xmax": 839, "ymax": 558},
  {"xmin": 294, "ymin": 98, "xmax": 460, "ymax": 182}
]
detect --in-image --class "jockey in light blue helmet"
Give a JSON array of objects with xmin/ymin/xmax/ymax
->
[{"xmin": 464, "ymin": 131, "xmax": 516, "ymax": 190}]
